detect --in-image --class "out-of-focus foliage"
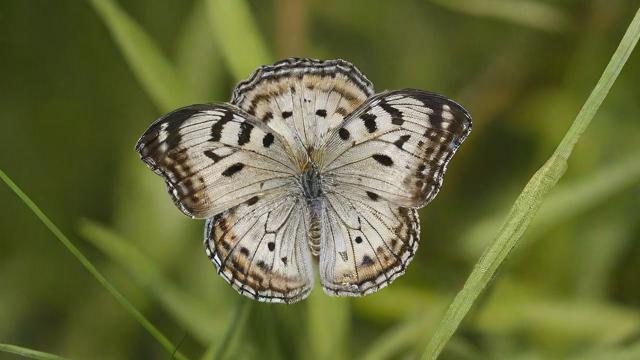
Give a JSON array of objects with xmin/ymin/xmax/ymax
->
[
  {"xmin": 424, "ymin": 11, "xmax": 640, "ymax": 358},
  {"xmin": 1, "ymin": 1, "xmax": 639, "ymax": 359}
]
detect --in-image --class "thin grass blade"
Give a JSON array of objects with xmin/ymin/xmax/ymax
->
[
  {"xmin": 574, "ymin": 341, "xmax": 640, "ymax": 360},
  {"xmin": 78, "ymin": 219, "xmax": 223, "ymax": 345},
  {"xmin": 175, "ymin": 0, "xmax": 223, "ymax": 101},
  {"xmin": 475, "ymin": 278, "xmax": 640, "ymax": 345},
  {"xmin": 89, "ymin": 0, "xmax": 191, "ymax": 111},
  {"xmin": 363, "ymin": 313, "xmax": 435, "ymax": 360},
  {"xmin": 307, "ymin": 285, "xmax": 351, "ymax": 360},
  {"xmin": 206, "ymin": 298, "xmax": 251, "ymax": 360},
  {"xmin": 204, "ymin": 0, "xmax": 271, "ymax": 80},
  {"xmin": 0, "ymin": 169, "xmax": 189, "ymax": 360},
  {"xmin": 0, "ymin": 344, "xmax": 69, "ymax": 360},
  {"xmin": 428, "ymin": 0, "xmax": 569, "ymax": 33},
  {"xmin": 461, "ymin": 149, "xmax": 640, "ymax": 258},
  {"xmin": 422, "ymin": 7, "xmax": 640, "ymax": 359}
]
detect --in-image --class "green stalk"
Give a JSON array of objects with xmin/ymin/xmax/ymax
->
[
  {"xmin": 0, "ymin": 344, "xmax": 69, "ymax": 360},
  {"xmin": 429, "ymin": 0, "xmax": 569, "ymax": 32},
  {"xmin": 89, "ymin": 0, "xmax": 191, "ymax": 112},
  {"xmin": 0, "ymin": 170, "xmax": 189, "ymax": 360},
  {"xmin": 204, "ymin": 0, "xmax": 272, "ymax": 81},
  {"xmin": 211, "ymin": 298, "xmax": 251, "ymax": 360},
  {"xmin": 422, "ymin": 7, "xmax": 640, "ymax": 359}
]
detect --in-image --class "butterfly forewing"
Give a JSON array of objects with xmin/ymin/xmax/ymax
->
[
  {"xmin": 321, "ymin": 89, "xmax": 472, "ymax": 208},
  {"xmin": 136, "ymin": 103, "xmax": 298, "ymax": 219}
]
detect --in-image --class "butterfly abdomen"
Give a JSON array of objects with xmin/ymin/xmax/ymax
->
[
  {"xmin": 308, "ymin": 214, "xmax": 322, "ymax": 256},
  {"xmin": 300, "ymin": 165, "xmax": 324, "ymax": 256}
]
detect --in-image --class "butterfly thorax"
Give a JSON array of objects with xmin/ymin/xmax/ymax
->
[{"xmin": 300, "ymin": 165, "xmax": 323, "ymax": 200}]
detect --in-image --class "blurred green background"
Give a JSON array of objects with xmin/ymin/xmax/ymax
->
[{"xmin": 1, "ymin": 0, "xmax": 639, "ymax": 359}]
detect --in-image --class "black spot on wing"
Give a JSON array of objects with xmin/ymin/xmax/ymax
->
[
  {"xmin": 372, "ymin": 154, "xmax": 393, "ymax": 166},
  {"xmin": 366, "ymin": 191, "xmax": 379, "ymax": 201},
  {"xmin": 316, "ymin": 109, "xmax": 327, "ymax": 117},
  {"xmin": 237, "ymin": 122, "xmax": 254, "ymax": 145},
  {"xmin": 203, "ymin": 150, "xmax": 221, "ymax": 162},
  {"xmin": 394, "ymin": 134, "xmax": 411, "ymax": 149},
  {"xmin": 268, "ymin": 242, "xmax": 276, "ymax": 251},
  {"xmin": 361, "ymin": 113, "xmax": 377, "ymax": 133},
  {"xmin": 338, "ymin": 128, "xmax": 350, "ymax": 140},
  {"xmin": 263, "ymin": 133, "xmax": 275, "ymax": 147},
  {"xmin": 245, "ymin": 196, "xmax": 259, "ymax": 206},
  {"xmin": 282, "ymin": 111, "xmax": 292, "ymax": 119},
  {"xmin": 361, "ymin": 255, "xmax": 374, "ymax": 266},
  {"xmin": 222, "ymin": 163, "xmax": 244, "ymax": 177},
  {"xmin": 355, "ymin": 236, "xmax": 363, "ymax": 244},
  {"xmin": 240, "ymin": 247, "xmax": 250, "ymax": 256}
]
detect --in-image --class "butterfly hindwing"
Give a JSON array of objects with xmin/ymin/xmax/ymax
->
[
  {"xmin": 319, "ymin": 187, "xmax": 420, "ymax": 296},
  {"xmin": 136, "ymin": 103, "xmax": 298, "ymax": 219},
  {"xmin": 321, "ymin": 89, "xmax": 472, "ymax": 208},
  {"xmin": 204, "ymin": 191, "xmax": 314, "ymax": 303}
]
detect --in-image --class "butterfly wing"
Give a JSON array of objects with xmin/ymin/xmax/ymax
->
[
  {"xmin": 136, "ymin": 103, "xmax": 299, "ymax": 219},
  {"xmin": 137, "ymin": 103, "xmax": 315, "ymax": 302},
  {"xmin": 231, "ymin": 58, "xmax": 374, "ymax": 158},
  {"xmin": 321, "ymin": 89, "xmax": 472, "ymax": 208},
  {"xmin": 317, "ymin": 89, "xmax": 471, "ymax": 295},
  {"xmin": 204, "ymin": 191, "xmax": 314, "ymax": 303},
  {"xmin": 318, "ymin": 188, "xmax": 420, "ymax": 296}
]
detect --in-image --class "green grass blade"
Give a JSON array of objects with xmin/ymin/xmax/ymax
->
[
  {"xmin": 204, "ymin": 0, "xmax": 271, "ymax": 81},
  {"xmin": 537, "ymin": 152, "xmax": 640, "ymax": 231},
  {"xmin": 422, "ymin": 8, "xmax": 640, "ymax": 359},
  {"xmin": 0, "ymin": 344, "xmax": 69, "ymax": 360},
  {"xmin": 574, "ymin": 341, "xmax": 640, "ymax": 360},
  {"xmin": 78, "ymin": 219, "xmax": 222, "ymax": 345},
  {"xmin": 461, "ymin": 149, "xmax": 640, "ymax": 258},
  {"xmin": 0, "ymin": 170, "xmax": 189, "ymax": 360},
  {"xmin": 363, "ymin": 313, "xmax": 434, "ymax": 360},
  {"xmin": 353, "ymin": 286, "xmax": 445, "ymax": 322},
  {"xmin": 475, "ymin": 278, "xmax": 640, "ymax": 345},
  {"xmin": 428, "ymin": 0, "xmax": 569, "ymax": 33},
  {"xmin": 307, "ymin": 286, "xmax": 351, "ymax": 360},
  {"xmin": 175, "ymin": 0, "xmax": 223, "ymax": 100},
  {"xmin": 574, "ymin": 209, "xmax": 632, "ymax": 299},
  {"xmin": 209, "ymin": 299, "xmax": 251, "ymax": 360},
  {"xmin": 89, "ymin": 0, "xmax": 191, "ymax": 111}
]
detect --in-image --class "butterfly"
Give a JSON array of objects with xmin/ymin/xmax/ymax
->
[{"xmin": 136, "ymin": 58, "xmax": 471, "ymax": 303}]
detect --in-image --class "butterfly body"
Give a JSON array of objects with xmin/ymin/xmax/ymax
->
[{"xmin": 136, "ymin": 58, "xmax": 471, "ymax": 303}]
